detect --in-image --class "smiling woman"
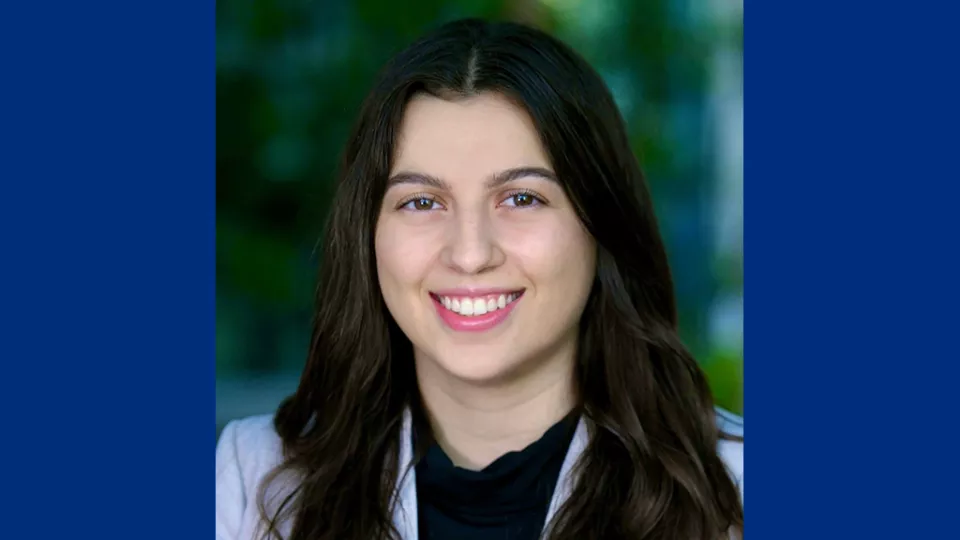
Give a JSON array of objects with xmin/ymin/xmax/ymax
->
[
  {"xmin": 377, "ymin": 93, "xmax": 595, "ymax": 388},
  {"xmin": 216, "ymin": 17, "xmax": 743, "ymax": 540}
]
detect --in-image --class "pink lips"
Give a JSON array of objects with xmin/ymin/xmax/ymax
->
[{"xmin": 430, "ymin": 290, "xmax": 524, "ymax": 332}]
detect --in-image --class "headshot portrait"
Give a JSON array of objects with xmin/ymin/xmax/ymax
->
[{"xmin": 216, "ymin": 5, "xmax": 744, "ymax": 540}]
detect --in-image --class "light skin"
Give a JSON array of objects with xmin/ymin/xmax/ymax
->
[{"xmin": 374, "ymin": 92, "xmax": 596, "ymax": 470}]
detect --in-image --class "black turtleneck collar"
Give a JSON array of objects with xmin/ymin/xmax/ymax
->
[{"xmin": 413, "ymin": 408, "xmax": 580, "ymax": 540}]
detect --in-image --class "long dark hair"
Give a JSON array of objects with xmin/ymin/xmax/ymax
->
[{"xmin": 257, "ymin": 18, "xmax": 743, "ymax": 540}]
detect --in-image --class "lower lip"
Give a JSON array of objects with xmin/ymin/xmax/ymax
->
[{"xmin": 432, "ymin": 294, "xmax": 523, "ymax": 332}]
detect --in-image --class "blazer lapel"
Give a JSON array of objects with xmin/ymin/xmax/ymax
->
[
  {"xmin": 392, "ymin": 408, "xmax": 419, "ymax": 540},
  {"xmin": 541, "ymin": 418, "xmax": 588, "ymax": 536}
]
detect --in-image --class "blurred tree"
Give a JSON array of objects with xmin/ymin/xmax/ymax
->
[{"xmin": 216, "ymin": 0, "xmax": 742, "ymax": 413}]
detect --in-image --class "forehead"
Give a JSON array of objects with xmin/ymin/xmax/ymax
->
[{"xmin": 392, "ymin": 92, "xmax": 551, "ymax": 176}]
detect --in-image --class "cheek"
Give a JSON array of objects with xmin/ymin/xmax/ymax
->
[
  {"xmin": 375, "ymin": 218, "xmax": 441, "ymax": 292},
  {"xmin": 504, "ymin": 215, "xmax": 595, "ymax": 290}
]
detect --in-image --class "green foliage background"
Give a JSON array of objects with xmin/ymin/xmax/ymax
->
[{"xmin": 216, "ymin": 0, "xmax": 743, "ymax": 419}]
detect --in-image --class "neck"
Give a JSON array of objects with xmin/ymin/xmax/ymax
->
[{"xmin": 415, "ymin": 351, "xmax": 577, "ymax": 471}]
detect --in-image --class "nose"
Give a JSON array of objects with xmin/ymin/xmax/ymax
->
[{"xmin": 440, "ymin": 210, "xmax": 505, "ymax": 275}]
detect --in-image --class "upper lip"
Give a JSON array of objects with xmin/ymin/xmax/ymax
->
[{"xmin": 430, "ymin": 287, "xmax": 526, "ymax": 297}]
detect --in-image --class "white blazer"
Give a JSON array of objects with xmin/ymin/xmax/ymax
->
[{"xmin": 216, "ymin": 407, "xmax": 744, "ymax": 539}]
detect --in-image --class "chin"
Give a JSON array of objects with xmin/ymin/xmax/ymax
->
[{"xmin": 423, "ymin": 346, "xmax": 524, "ymax": 386}]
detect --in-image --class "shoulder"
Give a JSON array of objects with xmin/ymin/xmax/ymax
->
[
  {"xmin": 714, "ymin": 406, "xmax": 744, "ymax": 502},
  {"xmin": 216, "ymin": 414, "xmax": 285, "ymax": 476},
  {"xmin": 216, "ymin": 414, "xmax": 288, "ymax": 539},
  {"xmin": 218, "ymin": 414, "xmax": 284, "ymax": 457}
]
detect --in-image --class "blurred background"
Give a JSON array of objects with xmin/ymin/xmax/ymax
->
[{"xmin": 216, "ymin": 0, "xmax": 743, "ymax": 435}]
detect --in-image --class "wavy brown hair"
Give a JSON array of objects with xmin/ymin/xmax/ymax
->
[{"xmin": 256, "ymin": 18, "xmax": 743, "ymax": 540}]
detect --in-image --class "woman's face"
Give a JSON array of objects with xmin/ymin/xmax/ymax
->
[{"xmin": 375, "ymin": 92, "xmax": 596, "ymax": 385}]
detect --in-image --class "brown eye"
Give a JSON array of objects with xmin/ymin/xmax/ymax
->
[
  {"xmin": 501, "ymin": 191, "xmax": 544, "ymax": 208},
  {"xmin": 413, "ymin": 198, "xmax": 434, "ymax": 210},
  {"xmin": 512, "ymin": 193, "xmax": 534, "ymax": 207},
  {"xmin": 400, "ymin": 196, "xmax": 441, "ymax": 211}
]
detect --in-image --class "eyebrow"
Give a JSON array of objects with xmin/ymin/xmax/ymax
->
[{"xmin": 386, "ymin": 166, "xmax": 558, "ymax": 191}]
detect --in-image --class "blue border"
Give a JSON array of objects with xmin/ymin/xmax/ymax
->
[
  {"xmin": 3, "ymin": 0, "xmax": 957, "ymax": 537},
  {"xmin": 2, "ymin": 1, "xmax": 214, "ymax": 537},
  {"xmin": 749, "ymin": 1, "xmax": 957, "ymax": 537}
]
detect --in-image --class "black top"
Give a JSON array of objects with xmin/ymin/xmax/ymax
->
[{"xmin": 413, "ymin": 409, "xmax": 580, "ymax": 540}]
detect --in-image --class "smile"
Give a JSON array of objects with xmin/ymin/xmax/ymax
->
[{"xmin": 429, "ymin": 289, "xmax": 525, "ymax": 332}]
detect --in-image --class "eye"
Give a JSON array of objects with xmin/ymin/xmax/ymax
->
[
  {"xmin": 500, "ymin": 190, "xmax": 545, "ymax": 208},
  {"xmin": 399, "ymin": 196, "xmax": 444, "ymax": 211}
]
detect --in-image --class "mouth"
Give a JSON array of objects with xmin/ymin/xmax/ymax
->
[
  {"xmin": 429, "ymin": 289, "xmax": 526, "ymax": 332},
  {"xmin": 430, "ymin": 290, "xmax": 525, "ymax": 317}
]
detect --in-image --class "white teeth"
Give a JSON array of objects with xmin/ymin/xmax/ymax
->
[
  {"xmin": 460, "ymin": 298, "xmax": 474, "ymax": 316},
  {"xmin": 436, "ymin": 292, "xmax": 522, "ymax": 317}
]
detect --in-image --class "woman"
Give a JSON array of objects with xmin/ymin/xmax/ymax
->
[{"xmin": 216, "ymin": 17, "xmax": 744, "ymax": 540}]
